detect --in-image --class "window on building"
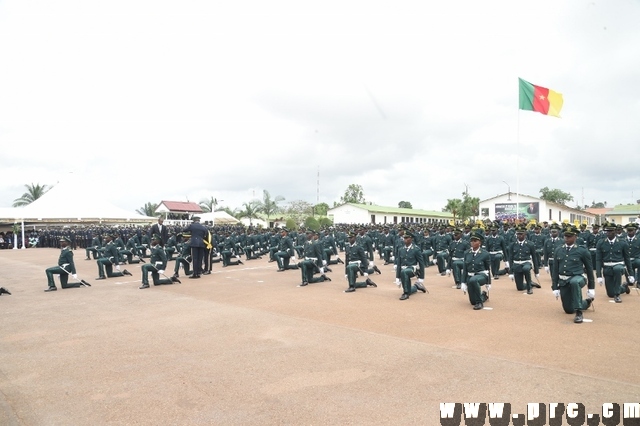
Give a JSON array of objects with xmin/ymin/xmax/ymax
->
[
  {"xmin": 371, "ymin": 214, "xmax": 375, "ymax": 224},
  {"xmin": 549, "ymin": 209, "xmax": 552, "ymax": 221}
]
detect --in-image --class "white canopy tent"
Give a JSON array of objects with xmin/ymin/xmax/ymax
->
[
  {"xmin": 198, "ymin": 210, "xmax": 240, "ymax": 225},
  {"xmin": 0, "ymin": 176, "xmax": 155, "ymax": 249}
]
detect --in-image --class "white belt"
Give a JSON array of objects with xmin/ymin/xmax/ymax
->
[
  {"xmin": 589, "ymin": 248, "xmax": 596, "ymax": 251},
  {"xmin": 402, "ymin": 265, "xmax": 416, "ymax": 271},
  {"xmin": 305, "ymin": 257, "xmax": 318, "ymax": 261},
  {"xmin": 547, "ymin": 258, "xmax": 554, "ymax": 261},
  {"xmin": 468, "ymin": 271, "xmax": 489, "ymax": 276},
  {"xmin": 452, "ymin": 257, "xmax": 463, "ymax": 261},
  {"xmin": 513, "ymin": 260, "xmax": 531, "ymax": 264},
  {"xmin": 558, "ymin": 274, "xmax": 573, "ymax": 280},
  {"xmin": 349, "ymin": 261, "xmax": 361, "ymax": 265},
  {"xmin": 489, "ymin": 251, "xmax": 503, "ymax": 255},
  {"xmin": 437, "ymin": 250, "xmax": 448, "ymax": 254},
  {"xmin": 604, "ymin": 261, "xmax": 624, "ymax": 266}
]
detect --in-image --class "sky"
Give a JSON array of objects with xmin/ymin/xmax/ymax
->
[{"xmin": 1, "ymin": 0, "xmax": 639, "ymax": 215}]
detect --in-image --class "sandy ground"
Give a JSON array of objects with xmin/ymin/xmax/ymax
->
[{"xmin": 1, "ymin": 247, "xmax": 639, "ymax": 425}]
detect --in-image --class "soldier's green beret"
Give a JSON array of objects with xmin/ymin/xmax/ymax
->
[
  {"xmin": 470, "ymin": 232, "xmax": 484, "ymax": 242},
  {"xmin": 602, "ymin": 222, "xmax": 616, "ymax": 231},
  {"xmin": 625, "ymin": 223, "xmax": 638, "ymax": 230},
  {"xmin": 563, "ymin": 225, "xmax": 579, "ymax": 236},
  {"xmin": 515, "ymin": 225, "xmax": 528, "ymax": 233},
  {"xmin": 549, "ymin": 223, "xmax": 562, "ymax": 231}
]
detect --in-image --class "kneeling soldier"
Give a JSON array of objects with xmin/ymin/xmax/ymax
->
[
  {"xmin": 460, "ymin": 231, "xmax": 491, "ymax": 310},
  {"xmin": 552, "ymin": 225, "xmax": 595, "ymax": 323},
  {"xmin": 140, "ymin": 234, "xmax": 178, "ymax": 289}
]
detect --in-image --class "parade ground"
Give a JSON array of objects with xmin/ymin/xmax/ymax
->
[{"xmin": 1, "ymin": 248, "xmax": 640, "ymax": 425}]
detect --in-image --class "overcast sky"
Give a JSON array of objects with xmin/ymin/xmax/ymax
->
[{"xmin": 1, "ymin": 0, "xmax": 639, "ymax": 214}]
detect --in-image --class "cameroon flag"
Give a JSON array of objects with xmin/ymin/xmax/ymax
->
[{"xmin": 518, "ymin": 78, "xmax": 563, "ymax": 117}]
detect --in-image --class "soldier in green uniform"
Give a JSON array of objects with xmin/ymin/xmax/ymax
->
[
  {"xmin": 343, "ymin": 232, "xmax": 377, "ymax": 293},
  {"xmin": 595, "ymin": 222, "xmax": 634, "ymax": 302},
  {"xmin": 139, "ymin": 234, "xmax": 178, "ymax": 289},
  {"xmin": 508, "ymin": 225, "xmax": 539, "ymax": 294},
  {"xmin": 45, "ymin": 236, "xmax": 88, "ymax": 291},
  {"xmin": 529, "ymin": 225, "xmax": 546, "ymax": 271},
  {"xmin": 460, "ymin": 231, "xmax": 491, "ymax": 310},
  {"xmin": 446, "ymin": 228, "xmax": 471, "ymax": 289},
  {"xmin": 172, "ymin": 233, "xmax": 192, "ymax": 278},
  {"xmin": 394, "ymin": 231, "xmax": 426, "ymax": 300},
  {"xmin": 432, "ymin": 227, "xmax": 452, "ymax": 275},
  {"xmin": 381, "ymin": 227, "xmax": 396, "ymax": 265},
  {"xmin": 543, "ymin": 224, "xmax": 564, "ymax": 277},
  {"xmin": 551, "ymin": 225, "xmax": 595, "ymax": 323},
  {"xmin": 275, "ymin": 228, "xmax": 298, "ymax": 272},
  {"xmin": 298, "ymin": 230, "xmax": 331, "ymax": 286},
  {"xmin": 624, "ymin": 223, "xmax": 640, "ymax": 284},
  {"xmin": 164, "ymin": 232, "xmax": 178, "ymax": 260},
  {"xmin": 85, "ymin": 232, "xmax": 102, "ymax": 260},
  {"xmin": 419, "ymin": 228, "xmax": 434, "ymax": 267},
  {"xmin": 586, "ymin": 224, "xmax": 602, "ymax": 270},
  {"xmin": 95, "ymin": 234, "xmax": 132, "ymax": 280}
]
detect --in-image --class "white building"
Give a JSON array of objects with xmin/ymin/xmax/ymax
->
[
  {"xmin": 328, "ymin": 203, "xmax": 453, "ymax": 226},
  {"xmin": 479, "ymin": 193, "xmax": 595, "ymax": 225}
]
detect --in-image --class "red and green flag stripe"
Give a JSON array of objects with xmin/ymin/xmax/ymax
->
[{"xmin": 518, "ymin": 78, "xmax": 563, "ymax": 117}]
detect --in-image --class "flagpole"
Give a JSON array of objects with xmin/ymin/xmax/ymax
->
[{"xmin": 516, "ymin": 105, "xmax": 520, "ymax": 224}]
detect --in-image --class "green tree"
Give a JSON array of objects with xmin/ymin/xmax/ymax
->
[
  {"xmin": 285, "ymin": 218, "xmax": 297, "ymax": 230},
  {"xmin": 257, "ymin": 190, "xmax": 285, "ymax": 223},
  {"xmin": 12, "ymin": 183, "xmax": 50, "ymax": 207},
  {"xmin": 590, "ymin": 201, "xmax": 607, "ymax": 208},
  {"xmin": 443, "ymin": 199, "xmax": 462, "ymax": 223},
  {"xmin": 286, "ymin": 200, "xmax": 314, "ymax": 224},
  {"xmin": 199, "ymin": 197, "xmax": 219, "ymax": 213},
  {"xmin": 313, "ymin": 202, "xmax": 329, "ymax": 216},
  {"xmin": 136, "ymin": 202, "xmax": 159, "ymax": 217},
  {"xmin": 236, "ymin": 201, "xmax": 261, "ymax": 225},
  {"xmin": 304, "ymin": 216, "xmax": 320, "ymax": 232},
  {"xmin": 319, "ymin": 217, "xmax": 333, "ymax": 227},
  {"xmin": 398, "ymin": 201, "xmax": 413, "ymax": 209},
  {"xmin": 539, "ymin": 187, "xmax": 574, "ymax": 205},
  {"xmin": 340, "ymin": 184, "xmax": 366, "ymax": 204}
]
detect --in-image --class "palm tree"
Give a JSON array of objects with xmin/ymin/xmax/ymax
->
[
  {"xmin": 136, "ymin": 202, "xmax": 159, "ymax": 217},
  {"xmin": 444, "ymin": 198, "xmax": 462, "ymax": 223},
  {"xmin": 13, "ymin": 183, "xmax": 50, "ymax": 207},
  {"xmin": 199, "ymin": 196, "xmax": 219, "ymax": 213},
  {"xmin": 236, "ymin": 201, "xmax": 261, "ymax": 225},
  {"xmin": 257, "ymin": 190, "xmax": 285, "ymax": 224}
]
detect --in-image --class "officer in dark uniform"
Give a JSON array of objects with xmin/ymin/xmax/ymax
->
[
  {"xmin": 184, "ymin": 215, "xmax": 208, "ymax": 278},
  {"xmin": 460, "ymin": 230, "xmax": 491, "ymax": 310},
  {"xmin": 85, "ymin": 232, "xmax": 102, "ymax": 260},
  {"xmin": 624, "ymin": 223, "xmax": 640, "ymax": 284},
  {"xmin": 172, "ymin": 233, "xmax": 192, "ymax": 278},
  {"xmin": 298, "ymin": 230, "xmax": 331, "ymax": 286},
  {"xmin": 446, "ymin": 228, "xmax": 470, "ymax": 289},
  {"xmin": 95, "ymin": 234, "xmax": 132, "ymax": 280},
  {"xmin": 275, "ymin": 228, "xmax": 298, "ymax": 272},
  {"xmin": 551, "ymin": 224, "xmax": 595, "ymax": 323},
  {"xmin": 432, "ymin": 226, "xmax": 452, "ymax": 275},
  {"xmin": 543, "ymin": 224, "xmax": 564, "ymax": 276}
]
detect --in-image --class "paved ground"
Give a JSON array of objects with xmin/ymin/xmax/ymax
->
[{"xmin": 1, "ymin": 248, "xmax": 639, "ymax": 425}]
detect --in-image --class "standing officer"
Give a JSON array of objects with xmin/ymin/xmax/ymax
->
[
  {"xmin": 45, "ymin": 236, "xmax": 88, "ymax": 291},
  {"xmin": 595, "ymin": 222, "xmax": 634, "ymax": 302},
  {"xmin": 184, "ymin": 215, "xmax": 207, "ymax": 278},
  {"xmin": 343, "ymin": 232, "xmax": 377, "ymax": 293},
  {"xmin": 432, "ymin": 227, "xmax": 452, "ymax": 275},
  {"xmin": 460, "ymin": 231, "xmax": 491, "ymax": 310},
  {"xmin": 543, "ymin": 224, "xmax": 563, "ymax": 276},
  {"xmin": 394, "ymin": 231, "xmax": 426, "ymax": 300},
  {"xmin": 551, "ymin": 225, "xmax": 595, "ymax": 323},
  {"xmin": 139, "ymin": 234, "xmax": 178, "ymax": 288},
  {"xmin": 149, "ymin": 217, "xmax": 169, "ymax": 246},
  {"xmin": 508, "ymin": 225, "xmax": 539, "ymax": 294}
]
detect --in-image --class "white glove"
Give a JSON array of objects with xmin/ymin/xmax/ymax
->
[
  {"xmin": 393, "ymin": 265, "xmax": 397, "ymax": 271},
  {"xmin": 445, "ymin": 269, "xmax": 451, "ymax": 276},
  {"xmin": 417, "ymin": 278, "xmax": 424, "ymax": 284},
  {"xmin": 345, "ymin": 274, "xmax": 348, "ymax": 280},
  {"xmin": 395, "ymin": 278, "xmax": 401, "ymax": 286},
  {"xmin": 432, "ymin": 259, "xmax": 437, "ymax": 265},
  {"xmin": 158, "ymin": 270, "xmax": 165, "ymax": 275},
  {"xmin": 630, "ymin": 276, "xmax": 636, "ymax": 284},
  {"xmin": 597, "ymin": 277, "xmax": 603, "ymax": 286},
  {"xmin": 390, "ymin": 256, "xmax": 395, "ymax": 261},
  {"xmin": 291, "ymin": 257, "xmax": 296, "ymax": 262},
  {"xmin": 321, "ymin": 267, "xmax": 326, "ymax": 274},
  {"xmin": 72, "ymin": 274, "xmax": 78, "ymax": 279},
  {"xmin": 509, "ymin": 274, "xmax": 514, "ymax": 281},
  {"xmin": 115, "ymin": 265, "xmax": 121, "ymax": 271},
  {"xmin": 364, "ymin": 272, "xmax": 369, "ymax": 277},
  {"xmin": 504, "ymin": 261, "xmax": 510, "ymax": 268},
  {"xmin": 553, "ymin": 289, "xmax": 560, "ymax": 299},
  {"xmin": 544, "ymin": 266, "xmax": 549, "ymax": 273},
  {"xmin": 535, "ymin": 274, "xmax": 540, "ymax": 278},
  {"xmin": 322, "ymin": 260, "xmax": 327, "ymax": 266},
  {"xmin": 485, "ymin": 284, "xmax": 491, "ymax": 292},
  {"xmin": 587, "ymin": 289, "xmax": 595, "ymax": 299},
  {"xmin": 461, "ymin": 283, "xmax": 467, "ymax": 294}
]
